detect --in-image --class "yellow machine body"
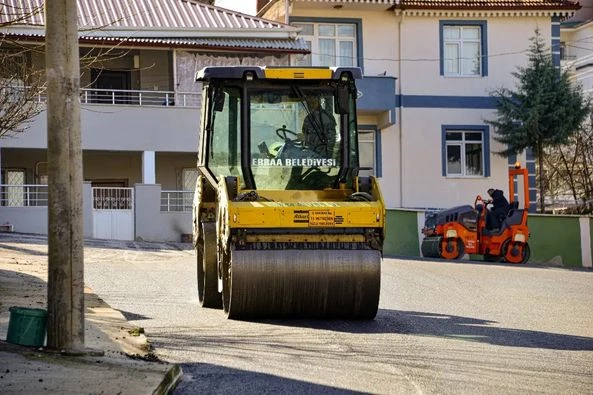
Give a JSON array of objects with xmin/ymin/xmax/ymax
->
[{"xmin": 193, "ymin": 66, "xmax": 385, "ymax": 319}]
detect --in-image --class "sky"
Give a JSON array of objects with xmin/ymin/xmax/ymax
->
[{"xmin": 214, "ymin": 0, "xmax": 257, "ymax": 16}]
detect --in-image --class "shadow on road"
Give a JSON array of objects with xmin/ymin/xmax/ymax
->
[
  {"xmin": 173, "ymin": 362, "xmax": 364, "ymax": 394},
  {"xmin": 118, "ymin": 309, "xmax": 151, "ymax": 321},
  {"xmin": 0, "ymin": 242, "xmax": 47, "ymax": 256},
  {"xmin": 0, "ymin": 233, "xmax": 193, "ymax": 253},
  {"xmin": 259, "ymin": 309, "xmax": 593, "ymax": 351}
]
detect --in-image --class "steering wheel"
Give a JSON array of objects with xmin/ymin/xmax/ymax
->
[
  {"xmin": 474, "ymin": 195, "xmax": 485, "ymax": 210},
  {"xmin": 276, "ymin": 125, "xmax": 300, "ymax": 144}
]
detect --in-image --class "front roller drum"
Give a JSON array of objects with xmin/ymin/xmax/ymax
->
[
  {"xmin": 421, "ymin": 236, "xmax": 464, "ymax": 260},
  {"xmin": 224, "ymin": 248, "xmax": 381, "ymax": 319},
  {"xmin": 421, "ymin": 236, "xmax": 441, "ymax": 258}
]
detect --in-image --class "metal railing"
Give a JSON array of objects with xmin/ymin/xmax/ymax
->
[
  {"xmin": 161, "ymin": 190, "xmax": 194, "ymax": 212},
  {"xmin": 30, "ymin": 88, "xmax": 200, "ymax": 108},
  {"xmin": 0, "ymin": 184, "xmax": 48, "ymax": 207}
]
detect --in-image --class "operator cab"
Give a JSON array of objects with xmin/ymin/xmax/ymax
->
[{"xmin": 197, "ymin": 66, "xmax": 361, "ymax": 191}]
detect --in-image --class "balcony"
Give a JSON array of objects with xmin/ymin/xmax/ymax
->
[
  {"xmin": 4, "ymin": 87, "xmax": 202, "ymax": 152},
  {"xmin": 356, "ymin": 75, "xmax": 397, "ymax": 113}
]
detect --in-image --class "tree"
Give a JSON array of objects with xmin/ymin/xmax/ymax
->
[
  {"xmin": 1, "ymin": 1, "xmax": 46, "ymax": 138},
  {"xmin": 1, "ymin": 3, "xmax": 139, "ymax": 139},
  {"xmin": 543, "ymin": 121, "xmax": 593, "ymax": 213},
  {"xmin": 486, "ymin": 29, "xmax": 590, "ymax": 212}
]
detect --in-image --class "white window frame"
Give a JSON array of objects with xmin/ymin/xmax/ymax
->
[
  {"xmin": 444, "ymin": 130, "xmax": 485, "ymax": 177},
  {"xmin": 440, "ymin": 21, "xmax": 487, "ymax": 78},
  {"xmin": 443, "ymin": 25, "xmax": 481, "ymax": 77},
  {"xmin": 292, "ymin": 22, "xmax": 357, "ymax": 67}
]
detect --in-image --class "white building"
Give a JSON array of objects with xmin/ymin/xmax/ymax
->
[{"xmin": 259, "ymin": 0, "xmax": 580, "ymax": 210}]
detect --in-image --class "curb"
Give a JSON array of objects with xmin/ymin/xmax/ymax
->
[{"xmin": 153, "ymin": 364, "xmax": 183, "ymax": 395}]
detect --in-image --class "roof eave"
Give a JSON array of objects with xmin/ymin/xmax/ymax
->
[
  {"xmin": 2, "ymin": 25, "xmax": 300, "ymax": 40},
  {"xmin": 1, "ymin": 32, "xmax": 309, "ymax": 54},
  {"xmin": 397, "ymin": 6, "xmax": 580, "ymax": 11}
]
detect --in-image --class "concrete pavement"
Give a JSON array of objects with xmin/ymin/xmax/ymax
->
[{"xmin": 0, "ymin": 232, "xmax": 182, "ymax": 394}]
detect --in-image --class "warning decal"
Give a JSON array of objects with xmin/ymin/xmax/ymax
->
[{"xmin": 292, "ymin": 210, "xmax": 335, "ymax": 226}]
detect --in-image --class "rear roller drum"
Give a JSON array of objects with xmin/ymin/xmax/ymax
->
[
  {"xmin": 222, "ymin": 248, "xmax": 381, "ymax": 319},
  {"xmin": 502, "ymin": 239, "xmax": 530, "ymax": 264},
  {"xmin": 197, "ymin": 222, "xmax": 222, "ymax": 308}
]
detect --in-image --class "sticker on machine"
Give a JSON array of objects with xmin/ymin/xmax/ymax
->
[
  {"xmin": 308, "ymin": 209, "xmax": 335, "ymax": 226},
  {"xmin": 293, "ymin": 209, "xmax": 336, "ymax": 226}
]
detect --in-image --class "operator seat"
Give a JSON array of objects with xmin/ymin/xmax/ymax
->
[{"xmin": 482, "ymin": 201, "xmax": 523, "ymax": 236}]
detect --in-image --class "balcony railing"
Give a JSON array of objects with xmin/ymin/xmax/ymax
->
[
  {"xmin": 0, "ymin": 184, "xmax": 48, "ymax": 207},
  {"xmin": 29, "ymin": 88, "xmax": 201, "ymax": 108},
  {"xmin": 0, "ymin": 185, "xmax": 195, "ymax": 211},
  {"xmin": 161, "ymin": 190, "xmax": 194, "ymax": 212}
]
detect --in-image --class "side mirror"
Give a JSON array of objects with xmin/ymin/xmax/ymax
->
[
  {"xmin": 334, "ymin": 84, "xmax": 349, "ymax": 115},
  {"xmin": 213, "ymin": 88, "xmax": 225, "ymax": 112}
]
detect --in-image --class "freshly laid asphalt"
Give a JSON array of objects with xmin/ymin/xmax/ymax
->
[{"xmin": 0, "ymin": 233, "xmax": 182, "ymax": 395}]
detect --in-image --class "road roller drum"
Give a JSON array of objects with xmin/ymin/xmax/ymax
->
[{"xmin": 223, "ymin": 248, "xmax": 381, "ymax": 319}]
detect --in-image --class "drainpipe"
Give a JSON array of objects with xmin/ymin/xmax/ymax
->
[
  {"xmin": 285, "ymin": 0, "xmax": 290, "ymax": 25},
  {"xmin": 172, "ymin": 49, "xmax": 178, "ymax": 104},
  {"xmin": 398, "ymin": 12, "xmax": 404, "ymax": 208}
]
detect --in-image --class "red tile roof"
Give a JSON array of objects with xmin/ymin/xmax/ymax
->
[{"xmin": 398, "ymin": 0, "xmax": 579, "ymax": 10}]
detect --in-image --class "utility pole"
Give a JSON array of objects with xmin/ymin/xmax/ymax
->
[{"xmin": 45, "ymin": 0, "xmax": 85, "ymax": 352}]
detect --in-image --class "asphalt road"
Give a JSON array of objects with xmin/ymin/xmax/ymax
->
[{"xmin": 84, "ymin": 243, "xmax": 593, "ymax": 394}]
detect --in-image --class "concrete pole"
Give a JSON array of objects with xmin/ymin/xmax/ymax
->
[{"xmin": 45, "ymin": 0, "xmax": 85, "ymax": 352}]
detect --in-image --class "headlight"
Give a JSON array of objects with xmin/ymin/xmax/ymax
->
[
  {"xmin": 514, "ymin": 233, "xmax": 526, "ymax": 243},
  {"xmin": 446, "ymin": 229, "xmax": 458, "ymax": 238}
]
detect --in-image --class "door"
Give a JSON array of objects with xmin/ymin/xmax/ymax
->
[
  {"xmin": 92, "ymin": 187, "xmax": 134, "ymax": 240},
  {"xmin": 91, "ymin": 69, "xmax": 131, "ymax": 104}
]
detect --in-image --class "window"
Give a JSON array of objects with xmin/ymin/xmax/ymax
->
[
  {"xmin": 1, "ymin": 169, "xmax": 25, "ymax": 207},
  {"xmin": 292, "ymin": 21, "xmax": 359, "ymax": 67},
  {"xmin": 358, "ymin": 127, "xmax": 381, "ymax": 177},
  {"xmin": 440, "ymin": 21, "xmax": 487, "ymax": 77},
  {"xmin": 181, "ymin": 168, "xmax": 198, "ymax": 209},
  {"xmin": 209, "ymin": 86, "xmax": 241, "ymax": 179},
  {"xmin": 0, "ymin": 51, "xmax": 27, "ymax": 80},
  {"xmin": 441, "ymin": 126, "xmax": 490, "ymax": 177}
]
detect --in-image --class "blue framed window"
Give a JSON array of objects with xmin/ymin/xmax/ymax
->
[
  {"xmin": 290, "ymin": 17, "xmax": 363, "ymax": 68},
  {"xmin": 440, "ymin": 21, "xmax": 488, "ymax": 77},
  {"xmin": 441, "ymin": 125, "xmax": 490, "ymax": 177}
]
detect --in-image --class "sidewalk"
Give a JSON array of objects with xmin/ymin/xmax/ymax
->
[{"xmin": 0, "ymin": 233, "xmax": 182, "ymax": 394}]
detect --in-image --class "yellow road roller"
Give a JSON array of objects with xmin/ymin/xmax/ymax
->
[{"xmin": 193, "ymin": 66, "xmax": 385, "ymax": 319}]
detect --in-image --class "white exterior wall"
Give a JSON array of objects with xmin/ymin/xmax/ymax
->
[
  {"xmin": 399, "ymin": 108, "xmax": 508, "ymax": 209},
  {"xmin": 394, "ymin": 15, "xmax": 551, "ymax": 209},
  {"xmin": 399, "ymin": 16, "xmax": 548, "ymax": 95},
  {"xmin": 4, "ymin": 106, "xmax": 199, "ymax": 152}
]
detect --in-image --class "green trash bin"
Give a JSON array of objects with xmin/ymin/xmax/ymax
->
[{"xmin": 6, "ymin": 306, "xmax": 48, "ymax": 347}]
